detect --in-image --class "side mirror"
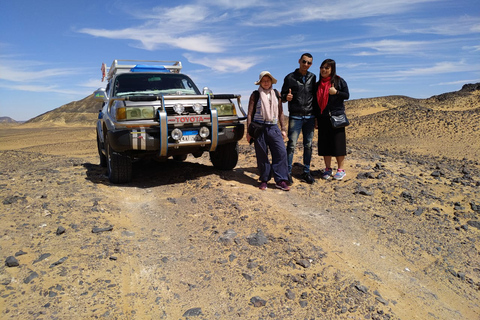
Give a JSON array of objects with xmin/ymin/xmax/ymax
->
[
  {"xmin": 202, "ymin": 87, "xmax": 213, "ymax": 95},
  {"xmin": 93, "ymin": 88, "xmax": 108, "ymax": 102}
]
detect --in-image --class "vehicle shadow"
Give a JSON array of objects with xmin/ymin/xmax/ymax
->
[{"xmin": 83, "ymin": 158, "xmax": 260, "ymax": 188}]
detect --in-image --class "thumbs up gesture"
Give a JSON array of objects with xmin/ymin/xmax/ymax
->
[{"xmin": 286, "ymin": 88, "xmax": 293, "ymax": 102}]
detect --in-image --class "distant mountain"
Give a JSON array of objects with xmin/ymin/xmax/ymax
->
[
  {"xmin": 26, "ymin": 94, "xmax": 101, "ymax": 125},
  {"xmin": 0, "ymin": 116, "xmax": 18, "ymax": 123}
]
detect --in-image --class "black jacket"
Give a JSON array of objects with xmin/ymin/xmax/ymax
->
[
  {"xmin": 281, "ymin": 69, "xmax": 316, "ymax": 117},
  {"xmin": 313, "ymin": 76, "xmax": 349, "ymax": 117}
]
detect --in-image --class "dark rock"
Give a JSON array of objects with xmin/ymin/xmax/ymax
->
[
  {"xmin": 250, "ymin": 296, "xmax": 266, "ymax": 307},
  {"xmin": 49, "ymin": 257, "xmax": 68, "ymax": 268},
  {"xmin": 5, "ymin": 256, "xmax": 19, "ymax": 267},
  {"xmin": 299, "ymin": 300, "xmax": 308, "ymax": 307},
  {"xmin": 471, "ymin": 202, "xmax": 480, "ymax": 213},
  {"xmin": 24, "ymin": 271, "xmax": 39, "ymax": 284},
  {"xmin": 15, "ymin": 250, "xmax": 27, "ymax": 257},
  {"xmin": 247, "ymin": 229, "xmax": 268, "ymax": 246},
  {"xmin": 355, "ymin": 186, "xmax": 373, "ymax": 196},
  {"xmin": 467, "ymin": 220, "xmax": 480, "ymax": 230},
  {"xmin": 285, "ymin": 289, "xmax": 295, "ymax": 300},
  {"xmin": 242, "ymin": 273, "xmax": 253, "ymax": 281},
  {"xmin": 218, "ymin": 229, "xmax": 237, "ymax": 245},
  {"xmin": 413, "ymin": 207, "xmax": 424, "ymax": 216},
  {"xmin": 183, "ymin": 307, "xmax": 202, "ymax": 317},
  {"xmin": 33, "ymin": 253, "xmax": 51, "ymax": 264},
  {"xmin": 355, "ymin": 284, "xmax": 368, "ymax": 294},
  {"xmin": 56, "ymin": 226, "xmax": 66, "ymax": 235},
  {"xmin": 296, "ymin": 259, "xmax": 311, "ymax": 268},
  {"xmin": 92, "ymin": 226, "xmax": 113, "ymax": 233},
  {"xmin": 167, "ymin": 197, "xmax": 177, "ymax": 204}
]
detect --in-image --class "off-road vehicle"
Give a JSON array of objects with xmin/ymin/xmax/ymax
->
[{"xmin": 93, "ymin": 60, "xmax": 246, "ymax": 183}]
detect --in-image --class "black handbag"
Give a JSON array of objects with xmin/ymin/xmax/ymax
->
[
  {"xmin": 330, "ymin": 112, "xmax": 350, "ymax": 129},
  {"xmin": 248, "ymin": 121, "xmax": 264, "ymax": 139}
]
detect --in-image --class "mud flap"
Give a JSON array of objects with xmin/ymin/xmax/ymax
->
[
  {"xmin": 158, "ymin": 109, "xmax": 168, "ymax": 157},
  {"xmin": 209, "ymin": 108, "xmax": 219, "ymax": 151}
]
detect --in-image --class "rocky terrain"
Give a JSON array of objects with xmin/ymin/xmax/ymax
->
[{"xmin": 0, "ymin": 84, "xmax": 479, "ymax": 319}]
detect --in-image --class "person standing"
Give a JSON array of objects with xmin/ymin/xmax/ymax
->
[
  {"xmin": 246, "ymin": 71, "xmax": 290, "ymax": 191},
  {"xmin": 281, "ymin": 53, "xmax": 316, "ymax": 185},
  {"xmin": 314, "ymin": 59, "xmax": 350, "ymax": 180}
]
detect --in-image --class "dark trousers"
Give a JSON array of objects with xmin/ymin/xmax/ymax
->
[{"xmin": 253, "ymin": 124, "xmax": 289, "ymax": 183}]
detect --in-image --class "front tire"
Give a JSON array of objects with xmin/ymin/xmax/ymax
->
[
  {"xmin": 106, "ymin": 142, "xmax": 132, "ymax": 184},
  {"xmin": 97, "ymin": 134, "xmax": 107, "ymax": 167},
  {"xmin": 209, "ymin": 142, "xmax": 238, "ymax": 170}
]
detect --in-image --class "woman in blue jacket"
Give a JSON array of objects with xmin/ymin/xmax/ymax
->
[{"xmin": 314, "ymin": 59, "xmax": 350, "ymax": 180}]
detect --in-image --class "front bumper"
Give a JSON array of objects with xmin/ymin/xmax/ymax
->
[{"xmin": 107, "ymin": 123, "xmax": 244, "ymax": 155}]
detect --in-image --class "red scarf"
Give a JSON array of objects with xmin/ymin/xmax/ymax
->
[{"xmin": 317, "ymin": 77, "xmax": 331, "ymax": 114}]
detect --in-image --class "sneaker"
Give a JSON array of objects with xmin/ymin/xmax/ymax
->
[
  {"xmin": 333, "ymin": 170, "xmax": 346, "ymax": 180},
  {"xmin": 287, "ymin": 174, "xmax": 293, "ymax": 186},
  {"xmin": 259, "ymin": 181, "xmax": 268, "ymax": 190},
  {"xmin": 301, "ymin": 172, "xmax": 315, "ymax": 184},
  {"xmin": 275, "ymin": 181, "xmax": 290, "ymax": 191},
  {"xmin": 322, "ymin": 168, "xmax": 333, "ymax": 180}
]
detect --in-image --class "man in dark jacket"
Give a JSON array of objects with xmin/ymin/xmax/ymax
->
[{"xmin": 281, "ymin": 53, "xmax": 316, "ymax": 184}]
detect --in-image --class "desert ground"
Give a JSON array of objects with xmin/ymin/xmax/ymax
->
[{"xmin": 1, "ymin": 85, "xmax": 479, "ymax": 319}]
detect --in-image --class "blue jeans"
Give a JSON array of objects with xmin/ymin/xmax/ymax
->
[
  {"xmin": 254, "ymin": 124, "xmax": 289, "ymax": 183},
  {"xmin": 286, "ymin": 116, "xmax": 315, "ymax": 174}
]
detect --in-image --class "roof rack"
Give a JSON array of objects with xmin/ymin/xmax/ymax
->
[{"xmin": 103, "ymin": 59, "xmax": 182, "ymax": 81}]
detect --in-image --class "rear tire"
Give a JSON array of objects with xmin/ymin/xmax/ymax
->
[
  {"xmin": 107, "ymin": 142, "xmax": 132, "ymax": 183},
  {"xmin": 210, "ymin": 142, "xmax": 238, "ymax": 170}
]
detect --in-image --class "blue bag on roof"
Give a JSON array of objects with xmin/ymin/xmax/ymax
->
[{"xmin": 130, "ymin": 65, "xmax": 170, "ymax": 72}]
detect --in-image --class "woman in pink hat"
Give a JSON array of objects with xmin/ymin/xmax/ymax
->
[{"xmin": 246, "ymin": 71, "xmax": 290, "ymax": 191}]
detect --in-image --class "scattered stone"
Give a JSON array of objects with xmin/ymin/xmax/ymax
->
[
  {"xmin": 355, "ymin": 284, "xmax": 368, "ymax": 294},
  {"xmin": 296, "ymin": 259, "xmax": 311, "ymax": 268},
  {"xmin": 33, "ymin": 253, "xmax": 51, "ymax": 264},
  {"xmin": 355, "ymin": 186, "xmax": 373, "ymax": 196},
  {"xmin": 467, "ymin": 220, "xmax": 480, "ymax": 230},
  {"xmin": 56, "ymin": 226, "xmax": 66, "ymax": 235},
  {"xmin": 471, "ymin": 202, "xmax": 480, "ymax": 213},
  {"xmin": 92, "ymin": 226, "xmax": 114, "ymax": 233},
  {"xmin": 218, "ymin": 229, "xmax": 237, "ymax": 245},
  {"xmin": 242, "ymin": 273, "xmax": 253, "ymax": 281},
  {"xmin": 24, "ymin": 271, "xmax": 39, "ymax": 284},
  {"xmin": 413, "ymin": 207, "xmax": 424, "ymax": 216},
  {"xmin": 250, "ymin": 296, "xmax": 266, "ymax": 307},
  {"xmin": 247, "ymin": 229, "xmax": 268, "ymax": 246},
  {"xmin": 15, "ymin": 250, "xmax": 27, "ymax": 256},
  {"xmin": 5, "ymin": 256, "xmax": 19, "ymax": 267},
  {"xmin": 299, "ymin": 300, "xmax": 308, "ymax": 307},
  {"xmin": 182, "ymin": 307, "xmax": 202, "ymax": 317},
  {"xmin": 285, "ymin": 289, "xmax": 295, "ymax": 300},
  {"xmin": 49, "ymin": 257, "xmax": 68, "ymax": 268}
]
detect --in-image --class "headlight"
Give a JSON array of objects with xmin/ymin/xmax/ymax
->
[
  {"xmin": 212, "ymin": 103, "xmax": 236, "ymax": 116},
  {"xmin": 173, "ymin": 103, "xmax": 185, "ymax": 114},
  {"xmin": 199, "ymin": 126, "xmax": 209, "ymax": 138},
  {"xmin": 171, "ymin": 128, "xmax": 183, "ymax": 141},
  {"xmin": 193, "ymin": 103, "xmax": 204, "ymax": 114},
  {"xmin": 116, "ymin": 106, "xmax": 155, "ymax": 120}
]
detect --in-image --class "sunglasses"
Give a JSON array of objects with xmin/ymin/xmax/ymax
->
[
  {"xmin": 301, "ymin": 59, "xmax": 312, "ymax": 65},
  {"xmin": 320, "ymin": 66, "xmax": 331, "ymax": 69}
]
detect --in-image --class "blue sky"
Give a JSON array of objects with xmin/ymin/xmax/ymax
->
[{"xmin": 1, "ymin": 0, "xmax": 479, "ymax": 121}]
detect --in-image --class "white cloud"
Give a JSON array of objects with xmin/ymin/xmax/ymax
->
[
  {"xmin": 184, "ymin": 54, "xmax": 258, "ymax": 73},
  {"xmin": 348, "ymin": 39, "xmax": 428, "ymax": 56},
  {"xmin": 0, "ymin": 64, "xmax": 75, "ymax": 82}
]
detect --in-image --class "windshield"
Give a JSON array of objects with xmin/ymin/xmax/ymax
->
[{"xmin": 113, "ymin": 73, "xmax": 201, "ymax": 96}]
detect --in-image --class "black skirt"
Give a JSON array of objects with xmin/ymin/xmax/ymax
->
[{"xmin": 317, "ymin": 115, "xmax": 346, "ymax": 156}]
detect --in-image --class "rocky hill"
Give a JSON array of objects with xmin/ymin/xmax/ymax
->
[
  {"xmin": 26, "ymin": 94, "xmax": 101, "ymax": 125},
  {"xmin": 0, "ymin": 116, "xmax": 18, "ymax": 123}
]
